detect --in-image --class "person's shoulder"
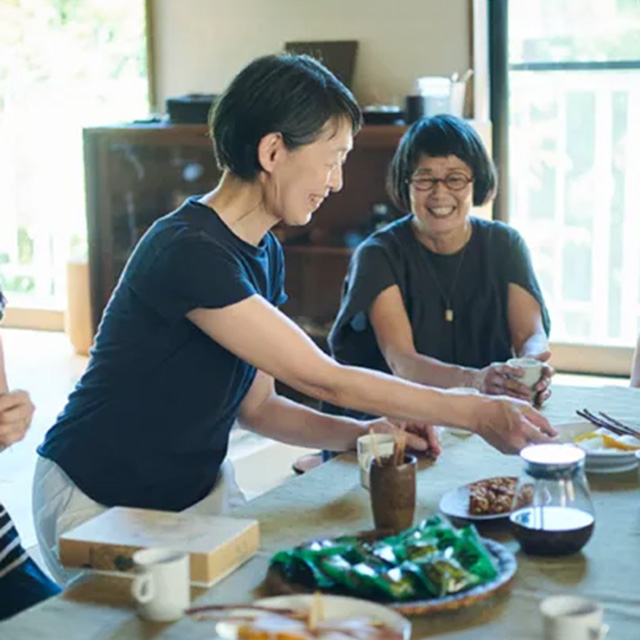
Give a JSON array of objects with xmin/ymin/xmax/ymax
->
[
  {"xmin": 472, "ymin": 217, "xmax": 522, "ymax": 245},
  {"xmin": 153, "ymin": 197, "xmax": 212, "ymax": 236},
  {"xmin": 148, "ymin": 198, "xmax": 232, "ymax": 255},
  {"xmin": 356, "ymin": 214, "xmax": 413, "ymax": 255},
  {"xmin": 125, "ymin": 198, "xmax": 227, "ymax": 278}
]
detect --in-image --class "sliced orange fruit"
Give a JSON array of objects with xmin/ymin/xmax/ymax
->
[
  {"xmin": 573, "ymin": 432, "xmax": 598, "ymax": 443},
  {"xmin": 601, "ymin": 434, "xmax": 640, "ymax": 451}
]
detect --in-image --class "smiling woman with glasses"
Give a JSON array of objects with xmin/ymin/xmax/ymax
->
[{"xmin": 328, "ymin": 114, "xmax": 554, "ymax": 412}]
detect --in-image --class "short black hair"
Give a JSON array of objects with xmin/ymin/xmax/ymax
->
[
  {"xmin": 210, "ymin": 54, "xmax": 362, "ymax": 180},
  {"xmin": 387, "ymin": 114, "xmax": 497, "ymax": 211}
]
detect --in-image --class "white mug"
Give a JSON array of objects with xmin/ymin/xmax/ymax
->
[
  {"xmin": 131, "ymin": 547, "xmax": 190, "ymax": 622},
  {"xmin": 540, "ymin": 595, "xmax": 608, "ymax": 640},
  {"xmin": 357, "ymin": 433, "xmax": 395, "ymax": 489},
  {"xmin": 506, "ymin": 357, "xmax": 544, "ymax": 388}
]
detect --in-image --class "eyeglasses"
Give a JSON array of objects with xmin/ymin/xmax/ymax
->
[{"xmin": 407, "ymin": 174, "xmax": 473, "ymax": 192}]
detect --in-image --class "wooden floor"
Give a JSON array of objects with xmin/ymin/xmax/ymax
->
[{"xmin": 0, "ymin": 328, "xmax": 628, "ymax": 552}]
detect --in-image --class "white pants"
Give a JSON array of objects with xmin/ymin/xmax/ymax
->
[{"xmin": 32, "ymin": 456, "xmax": 247, "ymax": 587}]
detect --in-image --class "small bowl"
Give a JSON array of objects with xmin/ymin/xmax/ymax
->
[
  {"xmin": 555, "ymin": 421, "xmax": 639, "ymax": 474},
  {"xmin": 554, "ymin": 420, "xmax": 594, "ymax": 443}
]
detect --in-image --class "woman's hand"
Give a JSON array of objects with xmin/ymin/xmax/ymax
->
[
  {"xmin": 528, "ymin": 351, "xmax": 554, "ymax": 407},
  {"xmin": 473, "ymin": 395, "xmax": 557, "ymax": 454},
  {"xmin": 364, "ymin": 417, "xmax": 442, "ymax": 459},
  {"xmin": 0, "ymin": 390, "xmax": 35, "ymax": 448},
  {"xmin": 473, "ymin": 363, "xmax": 532, "ymax": 400},
  {"xmin": 473, "ymin": 354, "xmax": 555, "ymax": 406}
]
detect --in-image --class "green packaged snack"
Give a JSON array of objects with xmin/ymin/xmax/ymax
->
[
  {"xmin": 268, "ymin": 517, "xmax": 500, "ymax": 601},
  {"xmin": 369, "ymin": 541, "xmax": 402, "ymax": 565},
  {"xmin": 404, "ymin": 539, "xmax": 440, "ymax": 562},
  {"xmin": 411, "ymin": 553, "xmax": 481, "ymax": 597},
  {"xmin": 452, "ymin": 526, "xmax": 498, "ymax": 581},
  {"xmin": 298, "ymin": 539, "xmax": 352, "ymax": 556},
  {"xmin": 383, "ymin": 566, "xmax": 420, "ymax": 601},
  {"xmin": 316, "ymin": 554, "xmax": 361, "ymax": 590},
  {"xmin": 350, "ymin": 563, "xmax": 416, "ymax": 601},
  {"xmin": 270, "ymin": 550, "xmax": 335, "ymax": 589},
  {"xmin": 399, "ymin": 560, "xmax": 439, "ymax": 598}
]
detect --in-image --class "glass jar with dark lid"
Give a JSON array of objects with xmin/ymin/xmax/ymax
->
[{"xmin": 509, "ymin": 444, "xmax": 595, "ymax": 556}]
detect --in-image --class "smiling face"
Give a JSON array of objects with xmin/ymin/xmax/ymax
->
[
  {"xmin": 409, "ymin": 154, "xmax": 474, "ymax": 247},
  {"xmin": 265, "ymin": 118, "xmax": 353, "ymax": 226}
]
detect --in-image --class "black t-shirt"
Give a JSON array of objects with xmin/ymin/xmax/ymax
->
[
  {"xmin": 328, "ymin": 215, "xmax": 550, "ymax": 374},
  {"xmin": 38, "ymin": 197, "xmax": 287, "ymax": 511}
]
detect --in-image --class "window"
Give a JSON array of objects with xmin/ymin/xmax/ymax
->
[
  {"xmin": 489, "ymin": 0, "xmax": 640, "ymax": 373},
  {"xmin": 0, "ymin": 0, "xmax": 150, "ymax": 318}
]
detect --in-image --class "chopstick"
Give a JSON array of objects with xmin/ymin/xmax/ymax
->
[
  {"xmin": 576, "ymin": 409, "xmax": 625, "ymax": 436},
  {"xmin": 576, "ymin": 409, "xmax": 640, "ymax": 439},
  {"xmin": 598, "ymin": 411, "xmax": 640, "ymax": 440}
]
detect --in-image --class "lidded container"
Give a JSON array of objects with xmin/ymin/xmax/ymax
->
[{"xmin": 509, "ymin": 444, "xmax": 595, "ymax": 556}]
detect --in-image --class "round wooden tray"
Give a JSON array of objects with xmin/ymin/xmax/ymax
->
[{"xmin": 265, "ymin": 538, "xmax": 517, "ymax": 616}]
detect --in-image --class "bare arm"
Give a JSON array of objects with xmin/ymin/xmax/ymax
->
[
  {"xmin": 0, "ymin": 333, "xmax": 35, "ymax": 448},
  {"xmin": 238, "ymin": 369, "xmax": 438, "ymax": 453},
  {"xmin": 238, "ymin": 369, "xmax": 365, "ymax": 450},
  {"xmin": 507, "ymin": 283, "xmax": 554, "ymax": 397},
  {"xmin": 631, "ymin": 334, "xmax": 640, "ymax": 388},
  {"xmin": 187, "ymin": 295, "xmax": 556, "ymax": 453},
  {"xmin": 369, "ymin": 285, "xmax": 475, "ymax": 388},
  {"xmin": 369, "ymin": 285, "xmax": 533, "ymax": 401},
  {"xmin": 189, "ymin": 297, "xmax": 469, "ymax": 425},
  {"xmin": 508, "ymin": 283, "xmax": 550, "ymax": 359},
  {"xmin": 0, "ymin": 334, "xmax": 8, "ymax": 393}
]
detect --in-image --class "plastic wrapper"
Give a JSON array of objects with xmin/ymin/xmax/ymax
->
[{"xmin": 269, "ymin": 517, "xmax": 499, "ymax": 602}]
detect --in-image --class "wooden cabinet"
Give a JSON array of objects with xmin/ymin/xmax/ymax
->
[
  {"xmin": 83, "ymin": 121, "xmax": 492, "ymax": 336},
  {"xmin": 83, "ymin": 124, "xmax": 221, "ymax": 330},
  {"xmin": 83, "ymin": 123, "xmax": 403, "ymax": 334}
]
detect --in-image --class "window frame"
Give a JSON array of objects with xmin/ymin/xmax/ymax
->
[
  {"xmin": 4, "ymin": 0, "xmax": 155, "ymax": 332},
  {"xmin": 477, "ymin": 0, "xmax": 638, "ymax": 376}
]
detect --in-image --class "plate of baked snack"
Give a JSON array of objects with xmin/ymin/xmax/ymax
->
[
  {"xmin": 264, "ymin": 516, "xmax": 517, "ymax": 616},
  {"xmin": 439, "ymin": 476, "xmax": 523, "ymax": 522},
  {"xmin": 194, "ymin": 592, "xmax": 410, "ymax": 640}
]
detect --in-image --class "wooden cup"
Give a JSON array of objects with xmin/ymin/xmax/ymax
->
[{"xmin": 369, "ymin": 454, "xmax": 417, "ymax": 533}]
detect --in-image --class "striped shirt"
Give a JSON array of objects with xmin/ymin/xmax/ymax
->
[
  {"xmin": 0, "ymin": 283, "xmax": 29, "ymax": 578},
  {"xmin": 0, "ymin": 506, "xmax": 28, "ymax": 579}
]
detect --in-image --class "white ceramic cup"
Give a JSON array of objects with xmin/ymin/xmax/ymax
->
[
  {"xmin": 506, "ymin": 357, "xmax": 544, "ymax": 388},
  {"xmin": 540, "ymin": 595, "xmax": 608, "ymax": 640},
  {"xmin": 131, "ymin": 547, "xmax": 190, "ymax": 622},
  {"xmin": 357, "ymin": 433, "xmax": 395, "ymax": 490}
]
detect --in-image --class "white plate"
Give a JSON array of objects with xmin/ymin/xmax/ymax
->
[
  {"xmin": 585, "ymin": 461, "xmax": 639, "ymax": 474},
  {"xmin": 439, "ymin": 479, "xmax": 515, "ymax": 522},
  {"xmin": 215, "ymin": 594, "xmax": 411, "ymax": 640},
  {"xmin": 554, "ymin": 421, "xmax": 640, "ymax": 467}
]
